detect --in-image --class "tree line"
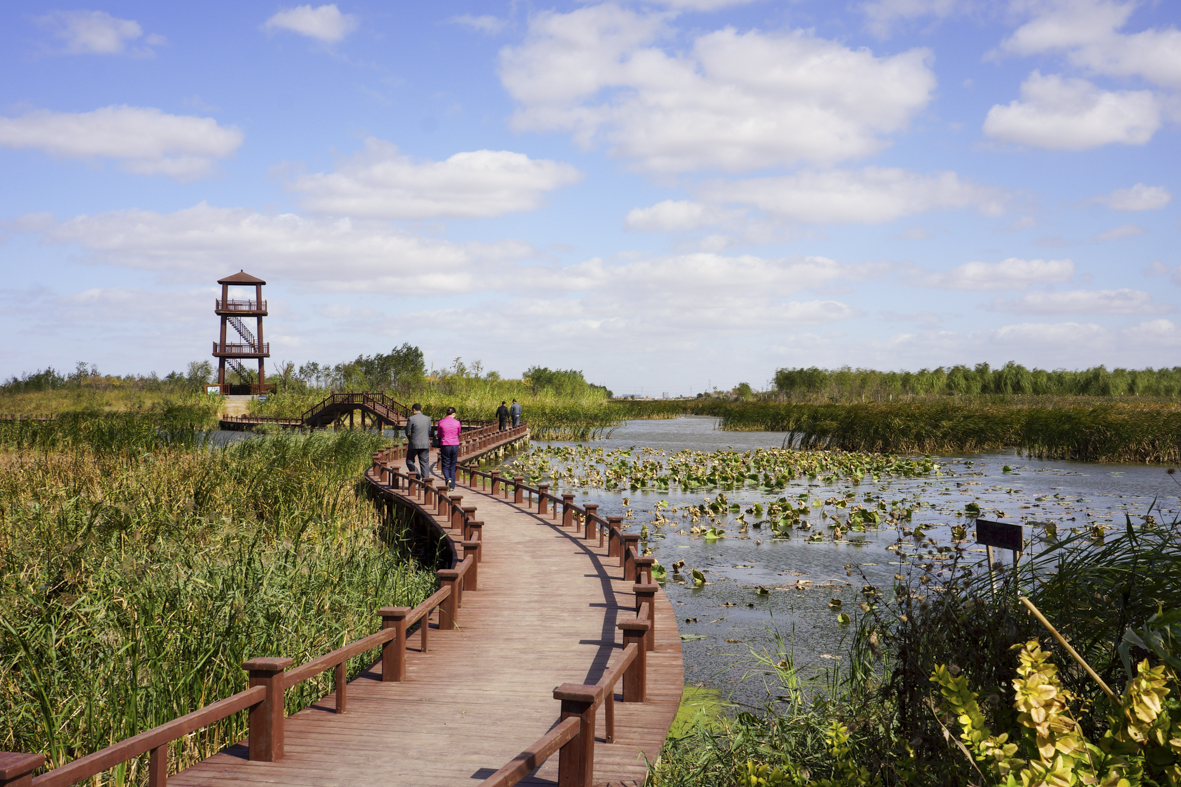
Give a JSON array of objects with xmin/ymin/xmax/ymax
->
[{"xmin": 772, "ymin": 362, "xmax": 1181, "ymax": 400}]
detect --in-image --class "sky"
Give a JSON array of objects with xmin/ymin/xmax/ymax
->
[{"xmin": 1, "ymin": 0, "xmax": 1179, "ymax": 396}]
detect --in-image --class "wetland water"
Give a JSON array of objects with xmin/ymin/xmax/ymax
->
[{"xmin": 514, "ymin": 416, "xmax": 1180, "ymax": 711}]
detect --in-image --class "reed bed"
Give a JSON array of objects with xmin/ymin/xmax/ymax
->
[
  {"xmin": 0, "ymin": 426, "xmax": 435, "ymax": 785},
  {"xmin": 615, "ymin": 400, "xmax": 1181, "ymax": 463},
  {"xmin": 0, "ymin": 390, "xmax": 222, "ymax": 421}
]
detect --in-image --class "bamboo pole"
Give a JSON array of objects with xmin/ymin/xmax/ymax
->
[{"xmin": 1019, "ymin": 596, "xmax": 1117, "ymax": 700}]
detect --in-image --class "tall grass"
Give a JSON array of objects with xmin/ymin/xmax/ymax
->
[
  {"xmin": 0, "ymin": 389, "xmax": 222, "ymax": 422},
  {"xmin": 0, "ymin": 427, "xmax": 435, "ymax": 784}
]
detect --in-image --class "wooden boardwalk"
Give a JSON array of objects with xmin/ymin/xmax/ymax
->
[{"xmin": 168, "ymin": 472, "xmax": 683, "ymax": 786}]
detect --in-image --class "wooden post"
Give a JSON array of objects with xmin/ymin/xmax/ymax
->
[
  {"xmin": 606, "ymin": 516, "xmax": 623, "ymax": 554},
  {"xmin": 437, "ymin": 491, "xmax": 450, "ymax": 518},
  {"xmin": 437, "ymin": 569, "xmax": 460, "ymax": 630},
  {"xmin": 468, "ymin": 520, "xmax": 483, "ymax": 550},
  {"xmin": 334, "ymin": 661, "xmax": 347, "ymax": 713},
  {"xmin": 0, "ymin": 754, "xmax": 45, "ymax": 787},
  {"xmin": 634, "ymin": 584, "xmax": 658, "ymax": 651},
  {"xmin": 583, "ymin": 504, "xmax": 599, "ymax": 541},
  {"xmin": 380, "ymin": 607, "xmax": 410, "ymax": 682},
  {"xmin": 449, "ymin": 497, "xmax": 464, "ymax": 530},
  {"xmin": 554, "ymin": 684, "xmax": 598, "ymax": 787},
  {"xmin": 490, "ymin": 471, "xmax": 501, "ymax": 496},
  {"xmin": 424, "ymin": 477, "xmax": 436, "ymax": 507},
  {"xmin": 148, "ymin": 743, "xmax": 167, "ymax": 787},
  {"xmin": 461, "ymin": 542, "xmax": 480, "ymax": 589},
  {"xmin": 634, "ymin": 555, "xmax": 655, "ymax": 586},
  {"xmin": 538, "ymin": 484, "xmax": 549, "ymax": 515},
  {"xmin": 513, "ymin": 477, "xmax": 524, "ymax": 504},
  {"xmin": 562, "ymin": 494, "xmax": 575, "ymax": 528},
  {"xmin": 461, "ymin": 507, "xmax": 477, "ymax": 538},
  {"xmin": 617, "ymin": 621, "xmax": 649, "ymax": 702},
  {"xmin": 621, "ymin": 534, "xmax": 641, "ymax": 572},
  {"xmin": 242, "ymin": 657, "xmax": 293, "ymax": 762}
]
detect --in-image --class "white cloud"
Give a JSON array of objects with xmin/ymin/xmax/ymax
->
[
  {"xmin": 34, "ymin": 10, "xmax": 162, "ymax": 55},
  {"xmin": 913, "ymin": 257, "xmax": 1074, "ymax": 290},
  {"xmin": 999, "ymin": 0, "xmax": 1181, "ymax": 88},
  {"xmin": 860, "ymin": 0, "xmax": 968, "ymax": 38},
  {"xmin": 1093, "ymin": 183, "xmax": 1172, "ymax": 211},
  {"xmin": 643, "ymin": 0, "xmax": 762, "ymax": 8},
  {"xmin": 989, "ymin": 288, "xmax": 1166, "ymax": 314},
  {"xmin": 500, "ymin": 4, "xmax": 936, "ymax": 172},
  {"xmin": 623, "ymin": 200, "xmax": 743, "ymax": 232},
  {"xmin": 29, "ymin": 203, "xmax": 535, "ymax": 295},
  {"xmin": 1122, "ymin": 319, "xmax": 1181, "ymax": 346},
  {"xmin": 263, "ymin": 4, "xmax": 358, "ymax": 43},
  {"xmin": 0, "ymin": 106, "xmax": 243, "ymax": 180},
  {"xmin": 1097, "ymin": 223, "xmax": 1146, "ymax": 241},
  {"xmin": 451, "ymin": 14, "xmax": 507, "ymax": 34},
  {"xmin": 699, "ymin": 167, "xmax": 1009, "ymax": 224},
  {"xmin": 287, "ymin": 139, "xmax": 583, "ymax": 219},
  {"xmin": 983, "ymin": 71, "xmax": 1160, "ymax": 149}
]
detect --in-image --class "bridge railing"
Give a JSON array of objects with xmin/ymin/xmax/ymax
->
[{"xmin": 372, "ymin": 431, "xmax": 660, "ymax": 787}]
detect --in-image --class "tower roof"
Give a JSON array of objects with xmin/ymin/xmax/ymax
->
[{"xmin": 218, "ymin": 270, "xmax": 266, "ymax": 285}]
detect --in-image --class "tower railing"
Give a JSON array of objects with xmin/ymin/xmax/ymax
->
[
  {"xmin": 215, "ymin": 299, "xmax": 267, "ymax": 312},
  {"xmin": 213, "ymin": 341, "xmax": 270, "ymax": 355}
]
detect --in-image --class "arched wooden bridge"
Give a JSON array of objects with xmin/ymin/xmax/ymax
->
[
  {"xmin": 0, "ymin": 421, "xmax": 683, "ymax": 787},
  {"xmin": 219, "ymin": 391, "xmax": 412, "ymax": 431}
]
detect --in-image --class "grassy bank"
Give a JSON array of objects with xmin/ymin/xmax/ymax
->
[
  {"xmin": 0, "ymin": 423, "xmax": 435, "ymax": 783},
  {"xmin": 653, "ymin": 517, "xmax": 1181, "ymax": 786},
  {"xmin": 0, "ymin": 388, "xmax": 221, "ymax": 423}
]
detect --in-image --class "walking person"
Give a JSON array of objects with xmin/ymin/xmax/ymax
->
[
  {"xmin": 438, "ymin": 406, "xmax": 462, "ymax": 490},
  {"xmin": 496, "ymin": 400, "xmax": 509, "ymax": 431},
  {"xmin": 509, "ymin": 398, "xmax": 522, "ymax": 427},
  {"xmin": 404, "ymin": 403, "xmax": 432, "ymax": 479}
]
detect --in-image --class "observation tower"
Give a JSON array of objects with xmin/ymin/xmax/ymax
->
[{"xmin": 213, "ymin": 270, "xmax": 271, "ymax": 394}]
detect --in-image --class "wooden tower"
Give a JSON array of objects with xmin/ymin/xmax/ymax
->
[{"xmin": 213, "ymin": 270, "xmax": 270, "ymax": 393}]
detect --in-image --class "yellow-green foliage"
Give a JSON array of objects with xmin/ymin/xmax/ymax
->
[{"xmin": 933, "ymin": 639, "xmax": 1181, "ymax": 787}]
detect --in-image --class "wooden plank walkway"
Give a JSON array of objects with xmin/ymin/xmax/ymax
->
[{"xmin": 169, "ymin": 476, "xmax": 683, "ymax": 786}]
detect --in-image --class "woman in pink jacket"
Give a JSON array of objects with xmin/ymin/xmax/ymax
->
[{"xmin": 437, "ymin": 406, "xmax": 462, "ymax": 490}]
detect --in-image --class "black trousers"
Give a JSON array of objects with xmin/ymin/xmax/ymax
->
[{"xmin": 407, "ymin": 448, "xmax": 431, "ymax": 478}]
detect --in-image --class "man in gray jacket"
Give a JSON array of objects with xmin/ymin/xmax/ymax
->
[
  {"xmin": 404, "ymin": 403, "xmax": 432, "ymax": 478},
  {"xmin": 509, "ymin": 399, "xmax": 522, "ymax": 427}
]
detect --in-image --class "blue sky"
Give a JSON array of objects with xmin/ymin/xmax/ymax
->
[{"xmin": 1, "ymin": 0, "xmax": 1179, "ymax": 395}]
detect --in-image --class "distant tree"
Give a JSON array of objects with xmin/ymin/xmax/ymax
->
[
  {"xmin": 186, "ymin": 360, "xmax": 214, "ymax": 389},
  {"xmin": 339, "ymin": 343, "xmax": 426, "ymax": 392},
  {"xmin": 734, "ymin": 382, "xmax": 753, "ymax": 399}
]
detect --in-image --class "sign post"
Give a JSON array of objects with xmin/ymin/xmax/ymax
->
[{"xmin": 975, "ymin": 519, "xmax": 1023, "ymax": 595}]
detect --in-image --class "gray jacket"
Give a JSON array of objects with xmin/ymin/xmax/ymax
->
[
  {"xmin": 405, "ymin": 412, "xmax": 432, "ymax": 449},
  {"xmin": 509, "ymin": 402, "xmax": 522, "ymax": 417}
]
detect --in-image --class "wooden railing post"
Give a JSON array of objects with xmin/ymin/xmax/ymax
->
[
  {"xmin": 424, "ymin": 477, "xmax": 436, "ymax": 507},
  {"xmin": 634, "ymin": 584, "xmax": 658, "ymax": 651},
  {"xmin": 537, "ymin": 484, "xmax": 549, "ymax": 515},
  {"xmin": 617, "ymin": 621, "xmax": 649, "ymax": 702},
  {"xmin": 554, "ymin": 684, "xmax": 598, "ymax": 787},
  {"xmin": 461, "ymin": 542, "xmax": 480, "ymax": 589},
  {"xmin": 562, "ymin": 494, "xmax": 575, "ymax": 528},
  {"xmin": 621, "ymin": 534, "xmax": 641, "ymax": 573},
  {"xmin": 462, "ymin": 507, "xmax": 477, "ymax": 539},
  {"xmin": 490, "ymin": 471, "xmax": 501, "ymax": 496},
  {"xmin": 469, "ymin": 465, "xmax": 479, "ymax": 487},
  {"xmin": 242, "ymin": 657, "xmax": 293, "ymax": 762},
  {"xmin": 583, "ymin": 504, "xmax": 599, "ymax": 541},
  {"xmin": 606, "ymin": 516, "xmax": 623, "ymax": 554},
  {"xmin": 437, "ymin": 569, "xmax": 460, "ymax": 630},
  {"xmin": 634, "ymin": 555, "xmax": 655, "ymax": 585},
  {"xmin": 0, "ymin": 753, "xmax": 45, "ymax": 787},
  {"xmin": 513, "ymin": 477, "xmax": 524, "ymax": 504},
  {"xmin": 449, "ymin": 497, "xmax": 464, "ymax": 530},
  {"xmin": 437, "ymin": 491, "xmax": 451, "ymax": 518},
  {"xmin": 380, "ymin": 607, "xmax": 410, "ymax": 682},
  {"xmin": 468, "ymin": 520, "xmax": 483, "ymax": 548}
]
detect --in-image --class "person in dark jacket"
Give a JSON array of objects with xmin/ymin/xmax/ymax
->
[
  {"xmin": 509, "ymin": 399, "xmax": 522, "ymax": 427},
  {"xmin": 496, "ymin": 401, "xmax": 509, "ymax": 431},
  {"xmin": 404, "ymin": 403, "xmax": 432, "ymax": 478}
]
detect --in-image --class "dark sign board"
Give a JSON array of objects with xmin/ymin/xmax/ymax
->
[{"xmin": 976, "ymin": 520, "xmax": 1023, "ymax": 552}]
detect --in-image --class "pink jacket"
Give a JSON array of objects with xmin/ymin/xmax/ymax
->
[{"xmin": 437, "ymin": 415, "xmax": 461, "ymax": 446}]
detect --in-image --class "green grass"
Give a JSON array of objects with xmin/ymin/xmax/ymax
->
[{"xmin": 0, "ymin": 426, "xmax": 435, "ymax": 784}]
